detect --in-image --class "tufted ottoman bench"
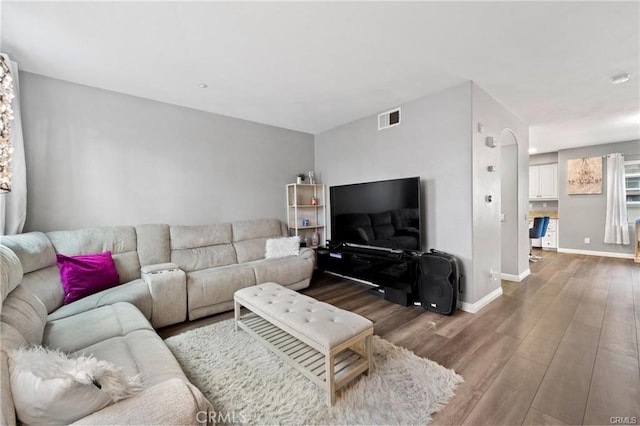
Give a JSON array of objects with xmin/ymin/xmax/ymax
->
[{"xmin": 234, "ymin": 282, "xmax": 373, "ymax": 405}]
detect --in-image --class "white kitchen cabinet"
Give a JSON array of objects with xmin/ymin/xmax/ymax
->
[
  {"xmin": 529, "ymin": 164, "xmax": 558, "ymax": 200},
  {"xmin": 541, "ymin": 219, "xmax": 558, "ymax": 249}
]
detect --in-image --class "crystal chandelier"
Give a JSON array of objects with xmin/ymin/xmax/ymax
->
[{"xmin": 0, "ymin": 56, "xmax": 15, "ymax": 193}]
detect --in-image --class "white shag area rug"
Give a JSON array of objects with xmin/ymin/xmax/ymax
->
[{"xmin": 165, "ymin": 319, "xmax": 463, "ymax": 425}]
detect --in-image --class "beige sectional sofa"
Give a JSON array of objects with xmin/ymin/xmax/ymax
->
[{"xmin": 0, "ymin": 218, "xmax": 314, "ymax": 424}]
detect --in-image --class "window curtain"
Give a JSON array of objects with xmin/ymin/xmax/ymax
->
[
  {"xmin": 0, "ymin": 53, "xmax": 26, "ymax": 235},
  {"xmin": 604, "ymin": 153, "xmax": 629, "ymax": 244}
]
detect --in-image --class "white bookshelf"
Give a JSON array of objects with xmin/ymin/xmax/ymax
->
[{"xmin": 286, "ymin": 184, "xmax": 326, "ymax": 249}]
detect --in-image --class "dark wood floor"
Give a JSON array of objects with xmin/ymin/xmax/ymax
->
[{"xmin": 159, "ymin": 250, "xmax": 640, "ymax": 425}]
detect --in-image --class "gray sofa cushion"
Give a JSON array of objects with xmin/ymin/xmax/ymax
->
[
  {"xmin": 0, "ymin": 245, "xmax": 23, "ymax": 306},
  {"xmin": 45, "ymin": 302, "xmax": 186, "ymax": 390},
  {"xmin": 250, "ymin": 257, "xmax": 314, "ymax": 287},
  {"xmin": 186, "ymin": 264, "xmax": 256, "ymax": 320},
  {"xmin": 19, "ymin": 265, "xmax": 64, "ymax": 314},
  {"xmin": 233, "ymin": 238, "xmax": 269, "ymax": 264},
  {"xmin": 172, "ymin": 244, "xmax": 238, "ymax": 272},
  {"xmin": 171, "ymin": 224, "xmax": 232, "ymax": 249},
  {"xmin": 232, "ymin": 219, "xmax": 286, "ymax": 263},
  {"xmin": 232, "ymin": 218, "xmax": 284, "ymax": 242},
  {"xmin": 136, "ymin": 224, "xmax": 171, "ymax": 266},
  {"xmin": 47, "ymin": 227, "xmax": 141, "ymax": 284},
  {"xmin": 44, "ymin": 302, "xmax": 153, "ymax": 353},
  {"xmin": 1, "ymin": 286, "xmax": 47, "ymax": 345},
  {"xmin": 1, "ymin": 232, "xmax": 55, "ymax": 274},
  {"xmin": 73, "ymin": 331, "xmax": 187, "ymax": 388},
  {"xmin": 171, "ymin": 224, "xmax": 237, "ymax": 272},
  {"xmin": 47, "ymin": 279, "xmax": 152, "ymax": 322}
]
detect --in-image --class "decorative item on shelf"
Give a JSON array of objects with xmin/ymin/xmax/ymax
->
[
  {"xmin": 311, "ymin": 231, "xmax": 319, "ymax": 247},
  {"xmin": 308, "ymin": 171, "xmax": 315, "ymax": 184},
  {"xmin": 302, "ymin": 218, "xmax": 309, "ymax": 227},
  {"xmin": 296, "ymin": 173, "xmax": 306, "ymax": 185},
  {"xmin": 311, "ymin": 196, "xmax": 317, "ymax": 206},
  {"xmin": 0, "ymin": 56, "xmax": 15, "ymax": 193}
]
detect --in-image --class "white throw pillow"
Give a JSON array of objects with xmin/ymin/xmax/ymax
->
[
  {"xmin": 265, "ymin": 237, "xmax": 300, "ymax": 259},
  {"xmin": 8, "ymin": 346, "xmax": 142, "ymax": 425}
]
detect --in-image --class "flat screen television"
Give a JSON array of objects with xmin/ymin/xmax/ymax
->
[{"xmin": 329, "ymin": 177, "xmax": 422, "ymax": 251}]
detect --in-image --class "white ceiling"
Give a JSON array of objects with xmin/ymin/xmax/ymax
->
[{"xmin": 2, "ymin": 1, "xmax": 639, "ymax": 154}]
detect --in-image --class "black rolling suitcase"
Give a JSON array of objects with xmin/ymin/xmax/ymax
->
[{"xmin": 416, "ymin": 249, "xmax": 462, "ymax": 315}]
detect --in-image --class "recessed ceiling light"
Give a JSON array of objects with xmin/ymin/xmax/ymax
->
[
  {"xmin": 199, "ymin": 83, "xmax": 208, "ymax": 89},
  {"xmin": 528, "ymin": 147, "xmax": 537, "ymax": 154},
  {"xmin": 610, "ymin": 73, "xmax": 631, "ymax": 84}
]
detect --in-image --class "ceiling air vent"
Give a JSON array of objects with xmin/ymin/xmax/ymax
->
[{"xmin": 378, "ymin": 108, "xmax": 401, "ymax": 130}]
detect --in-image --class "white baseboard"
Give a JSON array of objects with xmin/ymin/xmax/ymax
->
[
  {"xmin": 501, "ymin": 269, "xmax": 531, "ymax": 282},
  {"xmin": 557, "ymin": 248, "xmax": 635, "ymax": 259},
  {"xmin": 460, "ymin": 287, "xmax": 503, "ymax": 314}
]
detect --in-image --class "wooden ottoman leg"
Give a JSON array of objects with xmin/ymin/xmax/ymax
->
[
  {"xmin": 326, "ymin": 354, "xmax": 336, "ymax": 406},
  {"xmin": 365, "ymin": 334, "xmax": 373, "ymax": 375}
]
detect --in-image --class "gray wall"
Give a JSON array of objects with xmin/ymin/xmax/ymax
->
[
  {"xmin": 501, "ymin": 143, "xmax": 519, "ymax": 275},
  {"xmin": 558, "ymin": 139, "xmax": 639, "ymax": 255},
  {"xmin": 20, "ymin": 72, "xmax": 314, "ymax": 231},
  {"xmin": 471, "ymin": 83, "xmax": 530, "ymax": 297},
  {"xmin": 315, "ymin": 81, "xmax": 529, "ymax": 305},
  {"xmin": 315, "ymin": 82, "xmax": 475, "ymax": 301}
]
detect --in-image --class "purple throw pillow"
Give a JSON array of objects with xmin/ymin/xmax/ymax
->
[{"xmin": 56, "ymin": 251, "xmax": 120, "ymax": 304}]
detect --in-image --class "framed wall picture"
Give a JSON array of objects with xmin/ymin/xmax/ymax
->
[{"xmin": 567, "ymin": 157, "xmax": 603, "ymax": 195}]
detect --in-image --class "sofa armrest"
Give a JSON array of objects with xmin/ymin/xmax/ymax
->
[
  {"xmin": 299, "ymin": 247, "xmax": 316, "ymax": 267},
  {"xmin": 141, "ymin": 264, "xmax": 187, "ymax": 328},
  {"xmin": 73, "ymin": 379, "xmax": 214, "ymax": 425}
]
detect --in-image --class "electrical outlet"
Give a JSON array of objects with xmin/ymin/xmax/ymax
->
[
  {"xmin": 584, "ymin": 237, "xmax": 590, "ymax": 244},
  {"xmin": 543, "ymin": 202, "xmax": 547, "ymax": 207}
]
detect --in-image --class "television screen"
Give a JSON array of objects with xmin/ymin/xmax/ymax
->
[{"xmin": 329, "ymin": 177, "xmax": 422, "ymax": 250}]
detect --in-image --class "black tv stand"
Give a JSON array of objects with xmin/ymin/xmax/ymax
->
[{"xmin": 317, "ymin": 243, "xmax": 420, "ymax": 306}]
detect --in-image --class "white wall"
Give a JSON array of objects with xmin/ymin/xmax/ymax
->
[
  {"xmin": 315, "ymin": 82, "xmax": 474, "ymax": 302},
  {"xmin": 471, "ymin": 83, "xmax": 529, "ymax": 296},
  {"xmin": 20, "ymin": 72, "xmax": 314, "ymax": 231}
]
